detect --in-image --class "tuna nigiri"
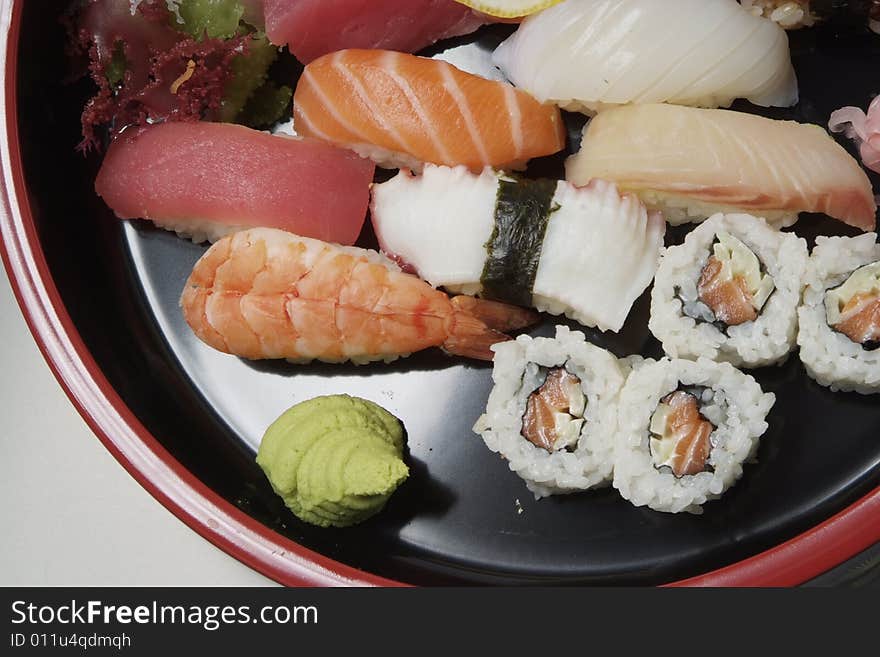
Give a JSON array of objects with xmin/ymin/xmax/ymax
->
[
  {"xmin": 95, "ymin": 121, "xmax": 375, "ymax": 245},
  {"xmin": 565, "ymin": 104, "xmax": 877, "ymax": 231},
  {"xmin": 830, "ymin": 96, "xmax": 880, "ymax": 174},
  {"xmin": 263, "ymin": 0, "xmax": 489, "ymax": 64},
  {"xmin": 371, "ymin": 165, "xmax": 665, "ymax": 332},
  {"xmin": 180, "ymin": 228, "xmax": 539, "ymax": 364},
  {"xmin": 492, "ymin": 0, "xmax": 799, "ymax": 114},
  {"xmin": 293, "ymin": 49, "xmax": 566, "ymax": 172}
]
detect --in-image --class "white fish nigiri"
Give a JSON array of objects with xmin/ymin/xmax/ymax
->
[
  {"xmin": 371, "ymin": 165, "xmax": 665, "ymax": 332},
  {"xmin": 492, "ymin": 0, "xmax": 798, "ymax": 114},
  {"xmin": 565, "ymin": 104, "xmax": 878, "ymax": 231}
]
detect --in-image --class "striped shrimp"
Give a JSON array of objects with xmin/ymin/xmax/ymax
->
[
  {"xmin": 292, "ymin": 49, "xmax": 566, "ymax": 172},
  {"xmin": 180, "ymin": 228, "xmax": 539, "ymax": 364}
]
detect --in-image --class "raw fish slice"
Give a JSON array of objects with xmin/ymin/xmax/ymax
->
[
  {"xmin": 492, "ymin": 0, "xmax": 798, "ymax": 114},
  {"xmin": 829, "ymin": 96, "xmax": 880, "ymax": 174},
  {"xmin": 371, "ymin": 165, "xmax": 665, "ymax": 332},
  {"xmin": 293, "ymin": 49, "xmax": 566, "ymax": 172},
  {"xmin": 565, "ymin": 104, "xmax": 877, "ymax": 231},
  {"xmin": 95, "ymin": 121, "xmax": 375, "ymax": 245},
  {"xmin": 263, "ymin": 0, "xmax": 488, "ymax": 64}
]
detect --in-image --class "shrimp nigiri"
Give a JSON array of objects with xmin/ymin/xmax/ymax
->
[
  {"xmin": 293, "ymin": 49, "xmax": 566, "ymax": 172},
  {"xmin": 180, "ymin": 228, "xmax": 539, "ymax": 364},
  {"xmin": 830, "ymin": 96, "xmax": 880, "ymax": 175}
]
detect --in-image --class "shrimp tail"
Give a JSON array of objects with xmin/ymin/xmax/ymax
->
[
  {"xmin": 449, "ymin": 295, "xmax": 540, "ymax": 332},
  {"xmin": 443, "ymin": 296, "xmax": 540, "ymax": 361}
]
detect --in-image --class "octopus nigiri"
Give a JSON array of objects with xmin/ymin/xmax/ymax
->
[
  {"xmin": 293, "ymin": 49, "xmax": 566, "ymax": 172},
  {"xmin": 492, "ymin": 0, "xmax": 798, "ymax": 114},
  {"xmin": 830, "ymin": 96, "xmax": 880, "ymax": 174},
  {"xmin": 566, "ymin": 103, "xmax": 877, "ymax": 231},
  {"xmin": 371, "ymin": 165, "xmax": 665, "ymax": 332},
  {"xmin": 180, "ymin": 228, "xmax": 539, "ymax": 364}
]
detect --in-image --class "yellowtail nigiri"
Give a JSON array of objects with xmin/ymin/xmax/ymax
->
[{"xmin": 565, "ymin": 103, "xmax": 877, "ymax": 231}]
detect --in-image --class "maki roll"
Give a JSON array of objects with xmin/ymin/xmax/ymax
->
[
  {"xmin": 797, "ymin": 233, "xmax": 880, "ymax": 394},
  {"xmin": 650, "ymin": 213, "xmax": 809, "ymax": 368},
  {"xmin": 613, "ymin": 358, "xmax": 776, "ymax": 514},
  {"xmin": 472, "ymin": 326, "xmax": 627, "ymax": 499}
]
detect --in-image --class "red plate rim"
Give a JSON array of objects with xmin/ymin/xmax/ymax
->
[{"xmin": 1, "ymin": 0, "xmax": 878, "ymax": 588}]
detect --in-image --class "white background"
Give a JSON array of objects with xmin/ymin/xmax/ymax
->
[{"xmin": 0, "ymin": 267, "xmax": 274, "ymax": 586}]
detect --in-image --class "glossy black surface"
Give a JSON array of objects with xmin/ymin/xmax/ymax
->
[{"xmin": 19, "ymin": 3, "xmax": 880, "ymax": 585}]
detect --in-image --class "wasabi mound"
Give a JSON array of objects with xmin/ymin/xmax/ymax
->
[{"xmin": 256, "ymin": 395, "xmax": 409, "ymax": 528}]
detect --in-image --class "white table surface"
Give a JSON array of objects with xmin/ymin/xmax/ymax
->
[{"xmin": 0, "ymin": 265, "xmax": 275, "ymax": 587}]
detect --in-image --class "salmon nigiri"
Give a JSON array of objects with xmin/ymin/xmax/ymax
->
[
  {"xmin": 293, "ymin": 49, "xmax": 566, "ymax": 172},
  {"xmin": 263, "ymin": 0, "xmax": 489, "ymax": 64},
  {"xmin": 180, "ymin": 228, "xmax": 539, "ymax": 364},
  {"xmin": 566, "ymin": 104, "xmax": 877, "ymax": 231},
  {"xmin": 95, "ymin": 121, "xmax": 375, "ymax": 245}
]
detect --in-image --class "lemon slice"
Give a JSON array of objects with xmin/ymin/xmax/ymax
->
[{"xmin": 454, "ymin": 0, "xmax": 563, "ymax": 19}]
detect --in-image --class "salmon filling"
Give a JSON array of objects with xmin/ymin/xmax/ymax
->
[
  {"xmin": 696, "ymin": 232, "xmax": 775, "ymax": 328},
  {"xmin": 825, "ymin": 261, "xmax": 880, "ymax": 348},
  {"xmin": 649, "ymin": 391, "xmax": 715, "ymax": 477},
  {"xmin": 521, "ymin": 367, "xmax": 586, "ymax": 452}
]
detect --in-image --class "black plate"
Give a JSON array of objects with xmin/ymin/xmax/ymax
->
[{"xmin": 18, "ymin": 2, "xmax": 880, "ymax": 585}]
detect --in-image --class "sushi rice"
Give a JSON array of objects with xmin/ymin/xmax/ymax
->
[
  {"xmin": 797, "ymin": 233, "xmax": 880, "ymax": 394},
  {"xmin": 650, "ymin": 213, "xmax": 809, "ymax": 368},
  {"xmin": 472, "ymin": 326, "xmax": 627, "ymax": 498},
  {"xmin": 613, "ymin": 357, "xmax": 776, "ymax": 514},
  {"xmin": 151, "ymin": 217, "xmax": 250, "ymax": 244}
]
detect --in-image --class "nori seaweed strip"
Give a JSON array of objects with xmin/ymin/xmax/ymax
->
[{"xmin": 480, "ymin": 177, "xmax": 557, "ymax": 306}]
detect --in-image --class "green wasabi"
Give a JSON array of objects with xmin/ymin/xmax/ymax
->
[{"xmin": 256, "ymin": 395, "xmax": 409, "ymax": 528}]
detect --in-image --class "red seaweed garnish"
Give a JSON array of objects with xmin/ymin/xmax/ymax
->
[{"xmin": 73, "ymin": 0, "xmax": 251, "ymax": 153}]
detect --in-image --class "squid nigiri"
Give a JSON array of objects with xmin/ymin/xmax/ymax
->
[
  {"xmin": 830, "ymin": 96, "xmax": 880, "ymax": 174},
  {"xmin": 293, "ymin": 49, "xmax": 566, "ymax": 172},
  {"xmin": 565, "ymin": 104, "xmax": 877, "ymax": 231},
  {"xmin": 95, "ymin": 121, "xmax": 375, "ymax": 245},
  {"xmin": 263, "ymin": 0, "xmax": 489, "ymax": 64},
  {"xmin": 492, "ymin": 0, "xmax": 798, "ymax": 114},
  {"xmin": 180, "ymin": 228, "xmax": 539, "ymax": 364},
  {"xmin": 371, "ymin": 165, "xmax": 665, "ymax": 332}
]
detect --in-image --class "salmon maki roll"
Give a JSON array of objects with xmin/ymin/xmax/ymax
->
[
  {"xmin": 649, "ymin": 213, "xmax": 809, "ymax": 368},
  {"xmin": 293, "ymin": 49, "xmax": 566, "ymax": 172},
  {"xmin": 180, "ymin": 228, "xmax": 539, "ymax": 365},
  {"xmin": 565, "ymin": 103, "xmax": 877, "ymax": 231},
  {"xmin": 473, "ymin": 326, "xmax": 627, "ymax": 499},
  {"xmin": 797, "ymin": 233, "xmax": 880, "ymax": 394},
  {"xmin": 613, "ymin": 357, "xmax": 775, "ymax": 514}
]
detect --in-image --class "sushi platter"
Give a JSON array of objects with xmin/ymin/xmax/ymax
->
[{"xmin": 2, "ymin": 0, "xmax": 880, "ymax": 586}]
